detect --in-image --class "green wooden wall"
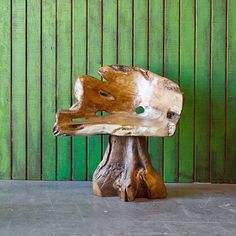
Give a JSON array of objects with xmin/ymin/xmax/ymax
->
[{"xmin": 0, "ymin": 0, "xmax": 235, "ymax": 183}]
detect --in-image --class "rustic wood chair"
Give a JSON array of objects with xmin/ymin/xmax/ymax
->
[{"xmin": 53, "ymin": 65, "xmax": 183, "ymax": 201}]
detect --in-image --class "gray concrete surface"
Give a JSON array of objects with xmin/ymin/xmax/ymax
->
[{"xmin": 0, "ymin": 181, "xmax": 236, "ymax": 236}]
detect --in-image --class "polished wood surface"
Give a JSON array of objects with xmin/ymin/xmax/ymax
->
[
  {"xmin": 53, "ymin": 65, "xmax": 183, "ymax": 137},
  {"xmin": 53, "ymin": 65, "xmax": 182, "ymax": 201}
]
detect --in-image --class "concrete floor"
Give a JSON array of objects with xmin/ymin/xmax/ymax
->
[{"xmin": 0, "ymin": 182, "xmax": 236, "ymax": 236}]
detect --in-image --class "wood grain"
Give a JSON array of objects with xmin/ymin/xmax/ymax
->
[
  {"xmin": 53, "ymin": 65, "xmax": 183, "ymax": 138},
  {"xmin": 93, "ymin": 136, "xmax": 167, "ymax": 201}
]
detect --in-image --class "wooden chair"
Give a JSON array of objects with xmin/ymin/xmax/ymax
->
[{"xmin": 53, "ymin": 65, "xmax": 183, "ymax": 201}]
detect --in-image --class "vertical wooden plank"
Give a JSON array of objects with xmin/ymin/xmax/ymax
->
[
  {"xmin": 102, "ymin": 0, "xmax": 117, "ymax": 155},
  {"xmin": 179, "ymin": 0, "xmax": 194, "ymax": 182},
  {"xmin": 133, "ymin": 0, "xmax": 149, "ymax": 171},
  {"xmin": 149, "ymin": 0, "xmax": 164, "ymax": 175},
  {"xmin": 211, "ymin": 0, "xmax": 226, "ymax": 183},
  {"xmin": 57, "ymin": 0, "xmax": 71, "ymax": 180},
  {"xmin": 195, "ymin": 0, "xmax": 211, "ymax": 182},
  {"xmin": 226, "ymin": 0, "xmax": 236, "ymax": 183},
  {"xmin": 164, "ymin": 0, "xmax": 179, "ymax": 182},
  {"xmin": 27, "ymin": 0, "xmax": 41, "ymax": 179},
  {"xmin": 133, "ymin": 0, "xmax": 147, "ymax": 68},
  {"xmin": 0, "ymin": 0, "xmax": 11, "ymax": 179},
  {"xmin": 42, "ymin": 0, "xmax": 56, "ymax": 180},
  {"xmin": 118, "ymin": 0, "xmax": 132, "ymax": 66},
  {"xmin": 87, "ymin": 0, "xmax": 102, "ymax": 180},
  {"xmin": 72, "ymin": 0, "xmax": 87, "ymax": 180},
  {"xmin": 12, "ymin": 0, "xmax": 26, "ymax": 179}
]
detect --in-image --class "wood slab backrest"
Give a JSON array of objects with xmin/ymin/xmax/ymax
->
[{"xmin": 53, "ymin": 65, "xmax": 183, "ymax": 137}]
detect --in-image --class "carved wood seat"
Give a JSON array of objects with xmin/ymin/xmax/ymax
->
[{"xmin": 53, "ymin": 65, "xmax": 183, "ymax": 201}]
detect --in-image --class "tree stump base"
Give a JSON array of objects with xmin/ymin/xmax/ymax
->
[{"xmin": 93, "ymin": 135, "xmax": 167, "ymax": 201}]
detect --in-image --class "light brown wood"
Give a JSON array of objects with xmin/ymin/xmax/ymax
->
[
  {"xmin": 53, "ymin": 65, "xmax": 183, "ymax": 201},
  {"xmin": 53, "ymin": 65, "xmax": 183, "ymax": 137}
]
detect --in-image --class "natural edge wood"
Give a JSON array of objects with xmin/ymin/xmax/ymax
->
[
  {"xmin": 93, "ymin": 135, "xmax": 167, "ymax": 201},
  {"xmin": 53, "ymin": 65, "xmax": 182, "ymax": 201},
  {"xmin": 53, "ymin": 65, "xmax": 183, "ymax": 137}
]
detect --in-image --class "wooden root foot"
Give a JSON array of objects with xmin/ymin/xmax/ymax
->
[{"xmin": 92, "ymin": 136, "xmax": 167, "ymax": 201}]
